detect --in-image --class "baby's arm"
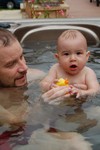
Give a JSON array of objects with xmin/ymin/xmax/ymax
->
[
  {"xmin": 71, "ymin": 69, "xmax": 99, "ymax": 98},
  {"xmin": 85, "ymin": 68, "xmax": 99, "ymax": 95},
  {"xmin": 40, "ymin": 64, "xmax": 58, "ymax": 92}
]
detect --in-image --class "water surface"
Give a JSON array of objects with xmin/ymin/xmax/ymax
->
[{"xmin": 0, "ymin": 40, "xmax": 100, "ymax": 150}]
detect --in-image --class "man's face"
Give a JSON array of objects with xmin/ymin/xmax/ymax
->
[{"xmin": 0, "ymin": 41, "xmax": 28, "ymax": 87}]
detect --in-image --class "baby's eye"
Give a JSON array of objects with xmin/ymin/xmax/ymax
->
[
  {"xmin": 64, "ymin": 52, "xmax": 69, "ymax": 56},
  {"xmin": 77, "ymin": 52, "xmax": 82, "ymax": 55}
]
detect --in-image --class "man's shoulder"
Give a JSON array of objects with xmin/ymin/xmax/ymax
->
[{"xmin": 27, "ymin": 68, "xmax": 46, "ymax": 82}]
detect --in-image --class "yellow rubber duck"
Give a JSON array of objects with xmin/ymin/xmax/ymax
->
[{"xmin": 56, "ymin": 78, "xmax": 69, "ymax": 86}]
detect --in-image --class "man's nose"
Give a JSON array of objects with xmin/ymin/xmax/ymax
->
[{"xmin": 18, "ymin": 60, "xmax": 28, "ymax": 72}]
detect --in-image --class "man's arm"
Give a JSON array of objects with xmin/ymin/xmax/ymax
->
[
  {"xmin": 27, "ymin": 68, "xmax": 46, "ymax": 83},
  {"xmin": 40, "ymin": 64, "xmax": 58, "ymax": 92}
]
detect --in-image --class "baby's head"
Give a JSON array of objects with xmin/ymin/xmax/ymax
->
[
  {"xmin": 57, "ymin": 29, "xmax": 87, "ymax": 52},
  {"xmin": 55, "ymin": 30, "xmax": 90, "ymax": 75}
]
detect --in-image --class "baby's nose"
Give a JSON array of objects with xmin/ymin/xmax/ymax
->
[{"xmin": 70, "ymin": 54, "xmax": 76, "ymax": 61}]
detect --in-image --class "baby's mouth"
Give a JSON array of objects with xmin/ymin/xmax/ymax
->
[{"xmin": 70, "ymin": 64, "xmax": 77, "ymax": 70}]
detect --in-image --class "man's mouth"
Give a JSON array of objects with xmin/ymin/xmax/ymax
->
[
  {"xmin": 17, "ymin": 75, "xmax": 27, "ymax": 83},
  {"xmin": 17, "ymin": 75, "xmax": 25, "ymax": 80},
  {"xmin": 17, "ymin": 72, "xmax": 27, "ymax": 80},
  {"xmin": 15, "ymin": 74, "xmax": 27, "ymax": 86}
]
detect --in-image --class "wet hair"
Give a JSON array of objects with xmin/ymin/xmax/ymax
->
[
  {"xmin": 0, "ymin": 28, "xmax": 17, "ymax": 47},
  {"xmin": 58, "ymin": 29, "xmax": 86, "ymax": 40},
  {"xmin": 57, "ymin": 29, "xmax": 87, "ymax": 51}
]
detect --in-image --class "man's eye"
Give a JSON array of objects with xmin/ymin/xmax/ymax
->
[
  {"xmin": 20, "ymin": 55, "xmax": 24, "ymax": 60},
  {"xmin": 6, "ymin": 61, "xmax": 16, "ymax": 68}
]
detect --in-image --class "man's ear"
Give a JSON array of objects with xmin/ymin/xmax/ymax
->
[
  {"xmin": 86, "ymin": 51, "xmax": 90, "ymax": 61},
  {"xmin": 54, "ymin": 53, "xmax": 59, "ymax": 60}
]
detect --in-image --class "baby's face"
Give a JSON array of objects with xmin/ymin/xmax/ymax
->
[{"xmin": 56, "ymin": 37, "xmax": 90, "ymax": 75}]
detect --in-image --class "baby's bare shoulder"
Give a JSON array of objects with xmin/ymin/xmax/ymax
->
[
  {"xmin": 50, "ymin": 63, "xmax": 60, "ymax": 70},
  {"xmin": 85, "ymin": 66, "xmax": 96, "ymax": 76}
]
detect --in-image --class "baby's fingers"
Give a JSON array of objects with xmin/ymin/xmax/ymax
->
[{"xmin": 73, "ymin": 84, "xmax": 87, "ymax": 90}]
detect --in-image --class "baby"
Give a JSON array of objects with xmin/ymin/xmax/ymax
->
[{"xmin": 40, "ymin": 30, "xmax": 99, "ymax": 98}]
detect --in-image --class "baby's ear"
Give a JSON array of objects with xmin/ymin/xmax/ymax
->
[
  {"xmin": 54, "ymin": 53, "xmax": 59, "ymax": 60},
  {"xmin": 86, "ymin": 51, "xmax": 90, "ymax": 61}
]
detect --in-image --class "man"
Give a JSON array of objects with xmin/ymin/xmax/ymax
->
[
  {"xmin": 0, "ymin": 28, "xmax": 46, "ymax": 125},
  {"xmin": 0, "ymin": 28, "xmax": 45, "ymax": 87}
]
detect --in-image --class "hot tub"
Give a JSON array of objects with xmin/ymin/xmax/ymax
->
[{"xmin": 0, "ymin": 18, "xmax": 100, "ymax": 150}]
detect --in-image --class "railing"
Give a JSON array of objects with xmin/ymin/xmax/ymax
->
[{"xmin": 20, "ymin": 25, "xmax": 100, "ymax": 47}]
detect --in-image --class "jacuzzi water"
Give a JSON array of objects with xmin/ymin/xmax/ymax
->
[{"xmin": 0, "ymin": 40, "xmax": 100, "ymax": 150}]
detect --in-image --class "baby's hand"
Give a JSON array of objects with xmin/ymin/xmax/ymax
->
[
  {"xmin": 50, "ymin": 78, "xmax": 68, "ymax": 89},
  {"xmin": 73, "ymin": 84, "xmax": 88, "ymax": 90},
  {"xmin": 55, "ymin": 78, "xmax": 69, "ymax": 86},
  {"xmin": 50, "ymin": 79, "xmax": 63, "ymax": 88},
  {"xmin": 71, "ymin": 84, "xmax": 88, "ymax": 98},
  {"xmin": 70, "ymin": 86, "xmax": 81, "ymax": 98},
  {"xmin": 69, "ymin": 85, "xmax": 88, "ymax": 98},
  {"xmin": 62, "ymin": 85, "xmax": 77, "ymax": 98}
]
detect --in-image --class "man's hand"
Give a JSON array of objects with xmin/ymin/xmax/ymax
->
[{"xmin": 42, "ymin": 86, "xmax": 72, "ymax": 105}]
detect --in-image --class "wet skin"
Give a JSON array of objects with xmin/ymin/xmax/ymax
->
[{"xmin": 0, "ymin": 40, "xmax": 28, "ymax": 87}]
